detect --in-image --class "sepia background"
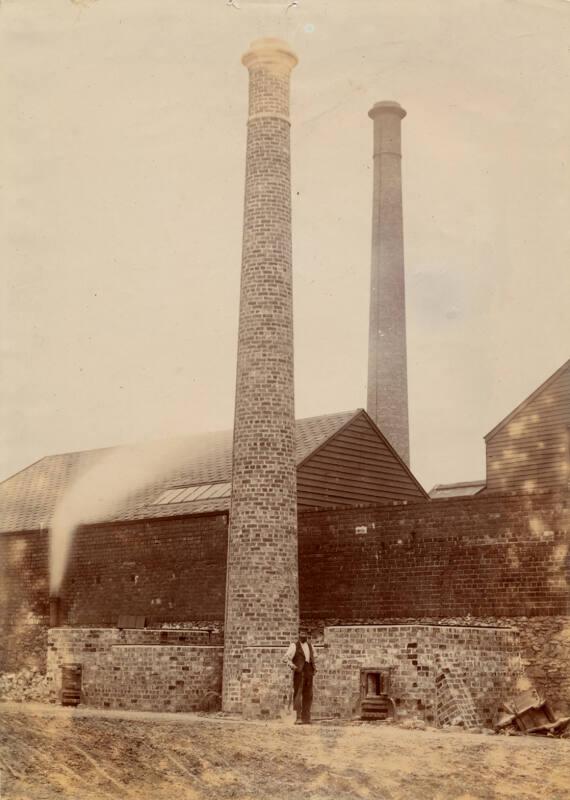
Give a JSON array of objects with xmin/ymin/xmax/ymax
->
[{"xmin": 1, "ymin": 0, "xmax": 569, "ymax": 491}]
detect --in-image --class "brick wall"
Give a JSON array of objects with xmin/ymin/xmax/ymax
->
[
  {"xmin": 313, "ymin": 625, "xmax": 523, "ymax": 726},
  {"xmin": 299, "ymin": 491, "xmax": 570, "ymax": 619},
  {"xmin": 0, "ymin": 513, "xmax": 227, "ymax": 673},
  {"xmin": 47, "ymin": 628, "xmax": 223, "ymax": 712},
  {"xmin": 0, "ymin": 530, "xmax": 49, "ymax": 672},
  {"xmin": 64, "ymin": 514, "xmax": 228, "ymax": 625},
  {"xmin": 2, "ymin": 490, "xmax": 569, "ymax": 711}
]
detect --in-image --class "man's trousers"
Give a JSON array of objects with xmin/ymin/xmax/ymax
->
[{"xmin": 293, "ymin": 665, "xmax": 314, "ymax": 723}]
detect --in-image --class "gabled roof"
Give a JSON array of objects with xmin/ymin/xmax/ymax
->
[
  {"xmin": 297, "ymin": 409, "xmax": 428, "ymax": 507},
  {"xmin": 484, "ymin": 358, "xmax": 570, "ymax": 441},
  {"xmin": 0, "ymin": 410, "xmax": 361, "ymax": 533},
  {"xmin": 429, "ymin": 480, "xmax": 486, "ymax": 500}
]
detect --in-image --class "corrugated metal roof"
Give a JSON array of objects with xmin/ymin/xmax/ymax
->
[
  {"xmin": 429, "ymin": 481, "xmax": 486, "ymax": 499},
  {"xmin": 0, "ymin": 410, "xmax": 360, "ymax": 533}
]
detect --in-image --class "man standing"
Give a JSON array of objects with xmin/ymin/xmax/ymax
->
[{"xmin": 285, "ymin": 628, "xmax": 316, "ymax": 724}]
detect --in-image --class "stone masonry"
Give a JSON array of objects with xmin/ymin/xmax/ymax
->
[
  {"xmin": 222, "ymin": 39, "xmax": 299, "ymax": 714},
  {"xmin": 367, "ymin": 101, "xmax": 410, "ymax": 465}
]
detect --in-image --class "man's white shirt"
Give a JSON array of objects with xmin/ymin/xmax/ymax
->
[{"xmin": 286, "ymin": 641, "xmax": 311, "ymax": 662}]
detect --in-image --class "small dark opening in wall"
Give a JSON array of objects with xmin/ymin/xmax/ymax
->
[
  {"xmin": 367, "ymin": 672, "xmax": 382, "ymax": 696},
  {"xmin": 360, "ymin": 669, "xmax": 391, "ymax": 698},
  {"xmin": 95, "ymin": 576, "xmax": 101, "ymax": 585}
]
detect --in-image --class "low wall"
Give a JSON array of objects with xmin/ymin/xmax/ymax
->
[
  {"xmin": 47, "ymin": 628, "xmax": 223, "ymax": 712},
  {"xmin": 306, "ymin": 615, "xmax": 570, "ymax": 714},
  {"xmin": 47, "ymin": 625, "xmax": 527, "ymax": 726},
  {"xmin": 313, "ymin": 624, "xmax": 523, "ymax": 727}
]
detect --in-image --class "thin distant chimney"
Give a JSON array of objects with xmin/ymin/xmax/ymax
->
[
  {"xmin": 367, "ymin": 101, "xmax": 410, "ymax": 465},
  {"xmin": 222, "ymin": 38, "xmax": 299, "ymax": 717}
]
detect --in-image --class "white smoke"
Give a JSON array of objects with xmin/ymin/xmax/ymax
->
[{"xmin": 49, "ymin": 433, "xmax": 220, "ymax": 595}]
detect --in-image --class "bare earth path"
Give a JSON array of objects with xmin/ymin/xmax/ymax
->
[{"xmin": 0, "ymin": 702, "xmax": 569, "ymax": 800}]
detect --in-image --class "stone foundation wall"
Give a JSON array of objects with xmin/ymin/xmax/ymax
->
[
  {"xmin": 47, "ymin": 628, "xmax": 223, "ymax": 712},
  {"xmin": 515, "ymin": 616, "xmax": 570, "ymax": 712},
  {"xmin": 312, "ymin": 625, "xmax": 523, "ymax": 727}
]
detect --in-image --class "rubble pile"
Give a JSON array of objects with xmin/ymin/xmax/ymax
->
[
  {"xmin": 495, "ymin": 688, "xmax": 570, "ymax": 738},
  {"xmin": 0, "ymin": 669, "xmax": 51, "ymax": 703}
]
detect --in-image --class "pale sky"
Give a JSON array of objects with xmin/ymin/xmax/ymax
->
[{"xmin": 1, "ymin": 0, "xmax": 569, "ymax": 492}]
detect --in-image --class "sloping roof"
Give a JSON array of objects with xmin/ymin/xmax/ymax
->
[
  {"xmin": 0, "ymin": 410, "xmax": 360, "ymax": 534},
  {"xmin": 484, "ymin": 358, "xmax": 570, "ymax": 441},
  {"xmin": 297, "ymin": 409, "xmax": 428, "ymax": 506},
  {"xmin": 429, "ymin": 480, "xmax": 486, "ymax": 500}
]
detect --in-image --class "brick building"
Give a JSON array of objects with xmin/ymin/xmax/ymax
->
[
  {"xmin": 0, "ymin": 408, "xmax": 426, "ymax": 668},
  {"xmin": 1, "ymin": 38, "xmax": 569, "ymax": 724}
]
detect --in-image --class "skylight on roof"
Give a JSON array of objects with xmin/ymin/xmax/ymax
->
[{"xmin": 153, "ymin": 482, "xmax": 232, "ymax": 505}]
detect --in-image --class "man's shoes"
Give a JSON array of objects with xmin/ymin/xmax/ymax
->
[{"xmin": 294, "ymin": 719, "xmax": 303, "ymax": 725}]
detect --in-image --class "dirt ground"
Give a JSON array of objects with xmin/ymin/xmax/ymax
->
[{"xmin": 0, "ymin": 703, "xmax": 569, "ymax": 800}]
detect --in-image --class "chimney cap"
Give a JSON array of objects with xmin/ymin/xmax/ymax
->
[
  {"xmin": 368, "ymin": 101, "xmax": 407, "ymax": 120},
  {"xmin": 242, "ymin": 38, "xmax": 298, "ymax": 73}
]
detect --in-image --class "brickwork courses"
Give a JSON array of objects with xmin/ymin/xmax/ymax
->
[
  {"xmin": 299, "ymin": 491, "xmax": 570, "ymax": 620},
  {"xmin": 3, "ymin": 490, "xmax": 569, "ymax": 715},
  {"xmin": 222, "ymin": 39, "xmax": 300, "ymax": 715},
  {"xmin": 434, "ymin": 665, "xmax": 480, "ymax": 728},
  {"xmin": 311, "ymin": 625, "xmax": 522, "ymax": 726},
  {"xmin": 47, "ymin": 628, "xmax": 223, "ymax": 712}
]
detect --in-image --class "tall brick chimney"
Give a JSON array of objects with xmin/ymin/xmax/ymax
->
[
  {"xmin": 222, "ymin": 38, "xmax": 299, "ymax": 717},
  {"xmin": 366, "ymin": 101, "xmax": 410, "ymax": 465}
]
